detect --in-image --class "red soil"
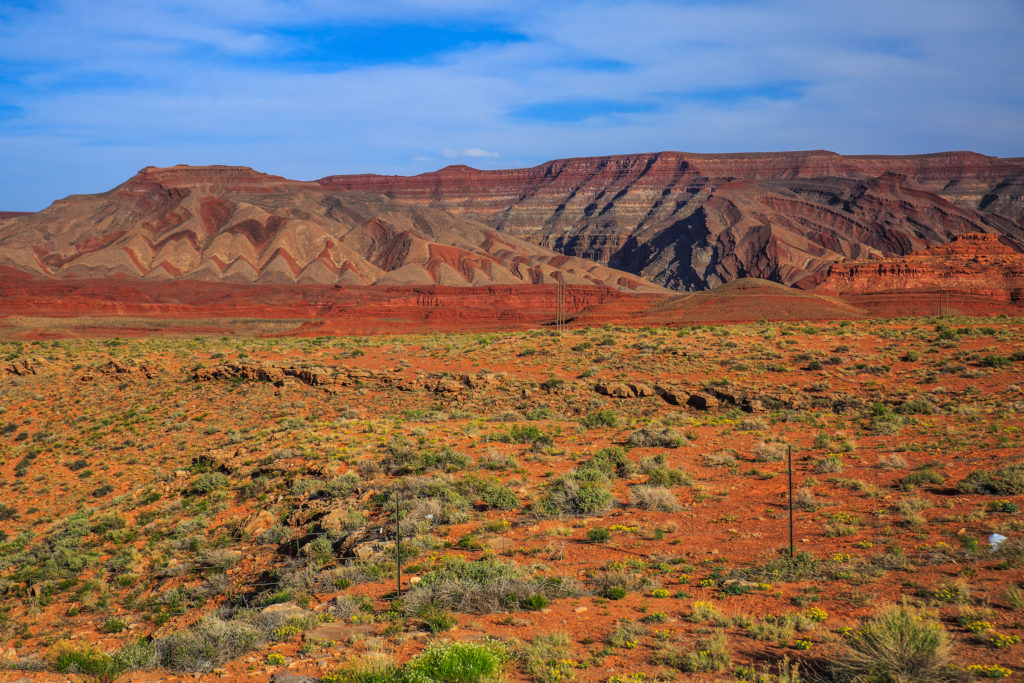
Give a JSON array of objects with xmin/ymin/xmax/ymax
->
[{"xmin": 0, "ymin": 267, "xmax": 657, "ymax": 336}]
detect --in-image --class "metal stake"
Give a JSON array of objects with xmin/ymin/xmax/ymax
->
[
  {"xmin": 396, "ymin": 492, "xmax": 401, "ymax": 597},
  {"xmin": 788, "ymin": 445, "xmax": 795, "ymax": 559}
]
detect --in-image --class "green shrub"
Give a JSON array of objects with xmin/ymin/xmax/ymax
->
[
  {"xmin": 586, "ymin": 527, "xmax": 610, "ymax": 542},
  {"xmin": 484, "ymin": 424, "xmax": 553, "ymax": 446},
  {"xmin": 478, "ymin": 482, "xmax": 520, "ymax": 510},
  {"xmin": 898, "ymin": 467, "xmax": 946, "ymax": 491},
  {"xmin": 607, "ymin": 620, "xmax": 645, "ymax": 647},
  {"xmin": 814, "ymin": 455, "xmax": 843, "ymax": 473},
  {"xmin": 957, "ymin": 464, "xmax": 1024, "ymax": 494},
  {"xmin": 155, "ymin": 616, "xmax": 262, "ymax": 673},
  {"xmin": 52, "ymin": 644, "xmax": 122, "ymax": 681},
  {"xmin": 521, "ymin": 594, "xmax": 549, "ymax": 611},
  {"xmin": 519, "ymin": 632, "xmax": 574, "ymax": 683},
  {"xmin": 535, "ymin": 477, "xmax": 614, "ymax": 517},
  {"xmin": 582, "ymin": 410, "xmax": 619, "ymax": 428},
  {"xmin": 419, "ymin": 606, "xmax": 457, "ymax": 633},
  {"xmin": 603, "ymin": 586, "xmax": 628, "ymax": 600},
  {"xmin": 644, "ymin": 466, "xmax": 692, "ymax": 487},
  {"xmin": 383, "ymin": 436, "xmax": 470, "ymax": 474},
  {"xmin": 323, "ymin": 655, "xmax": 405, "ymax": 683},
  {"xmin": 403, "ymin": 557, "xmax": 578, "ymax": 614},
  {"xmin": 582, "ymin": 446, "xmax": 634, "ymax": 478},
  {"xmin": 987, "ymin": 499, "xmax": 1019, "ymax": 513},
  {"xmin": 829, "ymin": 606, "xmax": 950, "ymax": 682},
  {"xmin": 626, "ymin": 426, "xmax": 686, "ymax": 448},
  {"xmin": 408, "ymin": 640, "xmax": 507, "ymax": 683},
  {"xmin": 112, "ymin": 638, "xmax": 158, "ymax": 671},
  {"xmin": 895, "ymin": 397, "xmax": 936, "ymax": 415},
  {"xmin": 189, "ymin": 472, "xmax": 229, "ymax": 496},
  {"xmin": 100, "ymin": 617, "xmax": 128, "ymax": 634},
  {"xmin": 659, "ymin": 631, "xmax": 731, "ymax": 673},
  {"xmin": 866, "ymin": 405, "xmax": 902, "ymax": 435}
]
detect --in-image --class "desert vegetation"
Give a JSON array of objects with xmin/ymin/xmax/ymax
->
[{"xmin": 0, "ymin": 316, "xmax": 1022, "ymax": 680}]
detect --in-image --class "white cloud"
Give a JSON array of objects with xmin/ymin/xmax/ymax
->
[{"xmin": 461, "ymin": 148, "xmax": 500, "ymax": 158}]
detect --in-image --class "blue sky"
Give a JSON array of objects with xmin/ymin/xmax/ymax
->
[{"xmin": 0, "ymin": 0, "xmax": 1022, "ymax": 210}]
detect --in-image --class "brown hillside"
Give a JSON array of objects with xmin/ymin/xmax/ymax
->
[
  {"xmin": 0, "ymin": 165, "xmax": 662, "ymax": 292},
  {"xmin": 319, "ymin": 151, "xmax": 1024, "ymax": 290}
]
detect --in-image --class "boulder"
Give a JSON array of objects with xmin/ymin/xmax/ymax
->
[
  {"xmin": 687, "ymin": 392, "xmax": 719, "ymax": 411},
  {"xmin": 432, "ymin": 378, "xmax": 464, "ymax": 393},
  {"xmin": 629, "ymin": 382, "xmax": 656, "ymax": 397},
  {"xmin": 4, "ymin": 358, "xmax": 44, "ymax": 376},
  {"xmin": 595, "ymin": 381, "xmax": 633, "ymax": 398},
  {"xmin": 261, "ymin": 601, "xmax": 308, "ymax": 619},
  {"xmin": 743, "ymin": 398, "xmax": 764, "ymax": 413},
  {"xmin": 272, "ymin": 673, "xmax": 320, "ymax": 683},
  {"xmin": 320, "ymin": 506, "xmax": 355, "ymax": 533},
  {"xmin": 707, "ymin": 386, "xmax": 741, "ymax": 405},
  {"xmin": 284, "ymin": 366, "xmax": 332, "ymax": 387},
  {"xmin": 193, "ymin": 362, "xmax": 285, "ymax": 385},
  {"xmin": 655, "ymin": 384, "xmax": 685, "ymax": 405},
  {"xmin": 241, "ymin": 510, "xmax": 278, "ymax": 538}
]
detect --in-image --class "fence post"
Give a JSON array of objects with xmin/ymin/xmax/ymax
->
[
  {"xmin": 788, "ymin": 445, "xmax": 795, "ymax": 559},
  {"xmin": 396, "ymin": 492, "xmax": 401, "ymax": 598}
]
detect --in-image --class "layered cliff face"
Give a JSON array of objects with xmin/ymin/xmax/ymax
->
[
  {"xmin": 0, "ymin": 165, "xmax": 662, "ymax": 292},
  {"xmin": 815, "ymin": 233, "xmax": 1024, "ymax": 302},
  {"xmin": 319, "ymin": 151, "xmax": 1024, "ymax": 290}
]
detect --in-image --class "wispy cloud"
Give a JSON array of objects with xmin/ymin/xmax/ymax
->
[{"xmin": 0, "ymin": 0, "xmax": 1022, "ymax": 209}]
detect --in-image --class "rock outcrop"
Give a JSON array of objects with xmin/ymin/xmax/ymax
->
[
  {"xmin": 815, "ymin": 233, "xmax": 1024, "ymax": 303},
  {"xmin": 319, "ymin": 151, "xmax": 1024, "ymax": 290}
]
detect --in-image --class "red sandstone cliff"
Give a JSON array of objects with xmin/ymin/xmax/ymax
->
[
  {"xmin": 814, "ymin": 233, "xmax": 1024, "ymax": 303},
  {"xmin": 319, "ymin": 151, "xmax": 1024, "ymax": 290}
]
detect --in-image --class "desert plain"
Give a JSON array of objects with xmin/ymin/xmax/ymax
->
[{"xmin": 1, "ymin": 311, "xmax": 1022, "ymax": 682}]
